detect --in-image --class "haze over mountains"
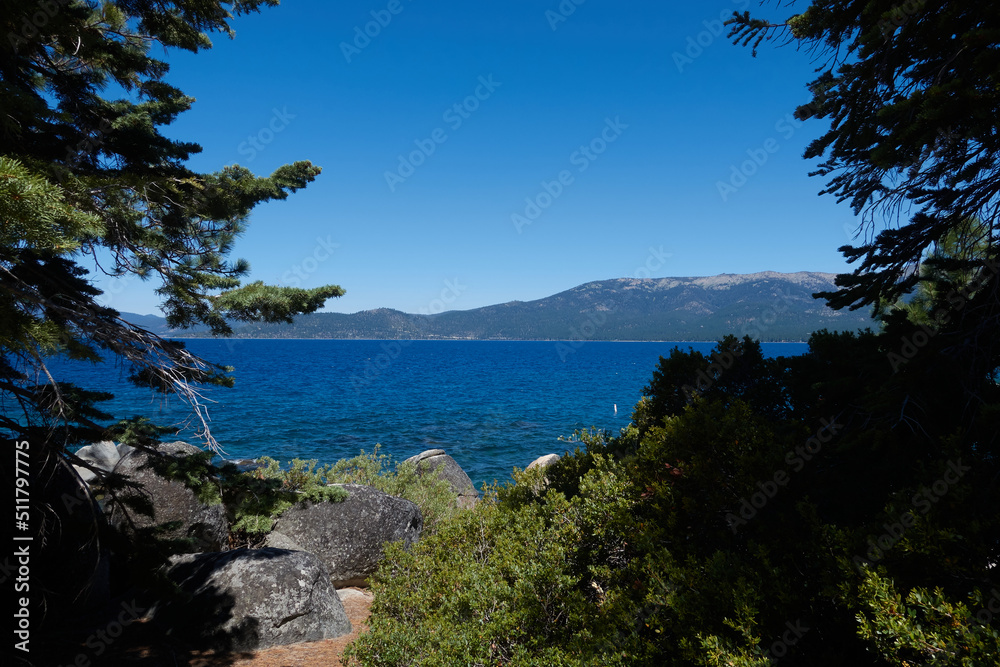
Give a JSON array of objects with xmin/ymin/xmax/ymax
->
[{"xmin": 125, "ymin": 272, "xmax": 874, "ymax": 342}]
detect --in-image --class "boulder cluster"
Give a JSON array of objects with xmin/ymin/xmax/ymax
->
[{"xmin": 53, "ymin": 441, "xmax": 486, "ymax": 652}]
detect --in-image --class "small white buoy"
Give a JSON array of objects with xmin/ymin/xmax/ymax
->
[{"xmin": 614, "ymin": 403, "xmax": 617, "ymax": 415}]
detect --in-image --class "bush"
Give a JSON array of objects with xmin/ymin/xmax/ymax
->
[
  {"xmin": 225, "ymin": 445, "xmax": 467, "ymax": 546},
  {"xmin": 104, "ymin": 445, "xmax": 466, "ymax": 552},
  {"xmin": 223, "ymin": 457, "xmax": 348, "ymax": 547},
  {"xmin": 326, "ymin": 445, "xmax": 465, "ymax": 534},
  {"xmin": 345, "ymin": 333, "xmax": 1000, "ymax": 666},
  {"xmin": 345, "ymin": 454, "xmax": 643, "ymax": 667}
]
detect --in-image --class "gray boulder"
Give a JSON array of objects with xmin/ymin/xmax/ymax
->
[
  {"xmin": 32, "ymin": 455, "xmax": 111, "ymax": 630},
  {"xmin": 225, "ymin": 458, "xmax": 264, "ymax": 473},
  {"xmin": 273, "ymin": 484, "xmax": 422, "ymax": 587},
  {"xmin": 106, "ymin": 441, "xmax": 228, "ymax": 552},
  {"xmin": 116, "ymin": 442, "xmax": 134, "ymax": 461},
  {"xmin": 527, "ymin": 453, "xmax": 562, "ymax": 470},
  {"xmin": 264, "ymin": 531, "xmax": 304, "ymax": 551},
  {"xmin": 524, "ymin": 454, "xmax": 563, "ymax": 494},
  {"xmin": 73, "ymin": 440, "xmax": 121, "ymax": 484},
  {"xmin": 404, "ymin": 449, "xmax": 479, "ymax": 508},
  {"xmin": 157, "ymin": 547, "xmax": 351, "ymax": 651}
]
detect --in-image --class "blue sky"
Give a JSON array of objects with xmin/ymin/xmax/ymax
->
[{"xmin": 95, "ymin": 0, "xmax": 862, "ymax": 316}]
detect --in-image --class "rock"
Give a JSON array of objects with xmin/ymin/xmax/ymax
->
[
  {"xmin": 225, "ymin": 458, "xmax": 264, "ymax": 473},
  {"xmin": 106, "ymin": 441, "xmax": 229, "ymax": 552},
  {"xmin": 408, "ymin": 448, "xmax": 446, "ymax": 459},
  {"xmin": 337, "ymin": 588, "xmax": 369, "ymax": 604},
  {"xmin": 527, "ymin": 454, "xmax": 562, "ymax": 470},
  {"xmin": 73, "ymin": 440, "xmax": 121, "ymax": 484},
  {"xmin": 73, "ymin": 464, "xmax": 98, "ymax": 485},
  {"xmin": 116, "ymin": 442, "xmax": 134, "ymax": 460},
  {"xmin": 524, "ymin": 454, "xmax": 563, "ymax": 494},
  {"xmin": 264, "ymin": 531, "xmax": 304, "ymax": 551},
  {"xmin": 404, "ymin": 449, "xmax": 479, "ymax": 508},
  {"xmin": 157, "ymin": 547, "xmax": 351, "ymax": 651},
  {"xmin": 273, "ymin": 484, "xmax": 422, "ymax": 587}
]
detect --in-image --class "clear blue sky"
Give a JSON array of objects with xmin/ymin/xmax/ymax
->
[{"xmin": 95, "ymin": 0, "xmax": 861, "ymax": 316}]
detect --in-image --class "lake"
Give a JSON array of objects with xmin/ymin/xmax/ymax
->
[{"xmin": 58, "ymin": 339, "xmax": 809, "ymax": 487}]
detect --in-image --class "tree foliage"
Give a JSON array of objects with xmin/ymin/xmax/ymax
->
[
  {"xmin": 728, "ymin": 1, "xmax": 1000, "ymax": 371},
  {"xmin": 350, "ymin": 327, "xmax": 1000, "ymax": 665},
  {"xmin": 1, "ymin": 0, "xmax": 343, "ymax": 450}
]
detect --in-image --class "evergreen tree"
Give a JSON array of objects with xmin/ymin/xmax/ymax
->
[
  {"xmin": 0, "ymin": 1, "xmax": 343, "ymax": 450},
  {"xmin": 728, "ymin": 1, "xmax": 1000, "ymax": 374},
  {"xmin": 351, "ymin": 332, "xmax": 1000, "ymax": 665},
  {"xmin": 887, "ymin": 218, "xmax": 992, "ymax": 327}
]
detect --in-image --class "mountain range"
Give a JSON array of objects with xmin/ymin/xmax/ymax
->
[{"xmin": 124, "ymin": 272, "xmax": 875, "ymax": 342}]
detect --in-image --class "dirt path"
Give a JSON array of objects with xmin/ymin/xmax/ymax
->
[
  {"xmin": 188, "ymin": 588, "xmax": 374, "ymax": 667},
  {"xmin": 74, "ymin": 587, "xmax": 375, "ymax": 666}
]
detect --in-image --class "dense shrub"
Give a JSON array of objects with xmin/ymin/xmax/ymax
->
[
  {"xmin": 326, "ymin": 446, "xmax": 465, "ymax": 534},
  {"xmin": 346, "ymin": 332, "xmax": 1000, "ymax": 666},
  {"xmin": 226, "ymin": 447, "xmax": 464, "ymax": 545},
  {"xmin": 346, "ymin": 454, "xmax": 642, "ymax": 666},
  {"xmin": 223, "ymin": 457, "xmax": 348, "ymax": 545}
]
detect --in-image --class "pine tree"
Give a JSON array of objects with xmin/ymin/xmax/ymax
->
[
  {"xmin": 0, "ymin": 1, "xmax": 344, "ymax": 451},
  {"xmin": 728, "ymin": 1, "xmax": 1000, "ymax": 375}
]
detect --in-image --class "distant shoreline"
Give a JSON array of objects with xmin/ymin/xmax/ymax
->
[
  {"xmin": 125, "ymin": 273, "xmax": 872, "ymax": 343},
  {"xmin": 167, "ymin": 337, "xmax": 812, "ymax": 344}
]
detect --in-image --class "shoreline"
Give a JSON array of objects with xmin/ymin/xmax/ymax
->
[{"xmin": 167, "ymin": 337, "xmax": 812, "ymax": 344}]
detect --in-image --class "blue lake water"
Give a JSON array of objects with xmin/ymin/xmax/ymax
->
[{"xmin": 56, "ymin": 340, "xmax": 808, "ymax": 488}]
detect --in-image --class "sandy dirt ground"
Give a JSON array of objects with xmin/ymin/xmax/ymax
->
[
  {"xmin": 187, "ymin": 588, "xmax": 374, "ymax": 667},
  {"xmin": 42, "ymin": 587, "xmax": 375, "ymax": 667}
]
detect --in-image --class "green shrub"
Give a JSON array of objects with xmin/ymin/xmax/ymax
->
[
  {"xmin": 346, "ymin": 332, "xmax": 1000, "ymax": 666},
  {"xmin": 222, "ymin": 457, "xmax": 347, "ymax": 547},
  {"xmin": 856, "ymin": 572, "xmax": 1000, "ymax": 665},
  {"xmin": 327, "ymin": 445, "xmax": 464, "ymax": 534},
  {"xmin": 107, "ymin": 445, "xmax": 464, "ymax": 552},
  {"xmin": 345, "ymin": 454, "xmax": 644, "ymax": 667}
]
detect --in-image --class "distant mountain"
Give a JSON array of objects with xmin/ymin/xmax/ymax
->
[
  {"xmin": 122, "ymin": 312, "xmax": 208, "ymax": 337},
  {"xmin": 124, "ymin": 272, "xmax": 875, "ymax": 342}
]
